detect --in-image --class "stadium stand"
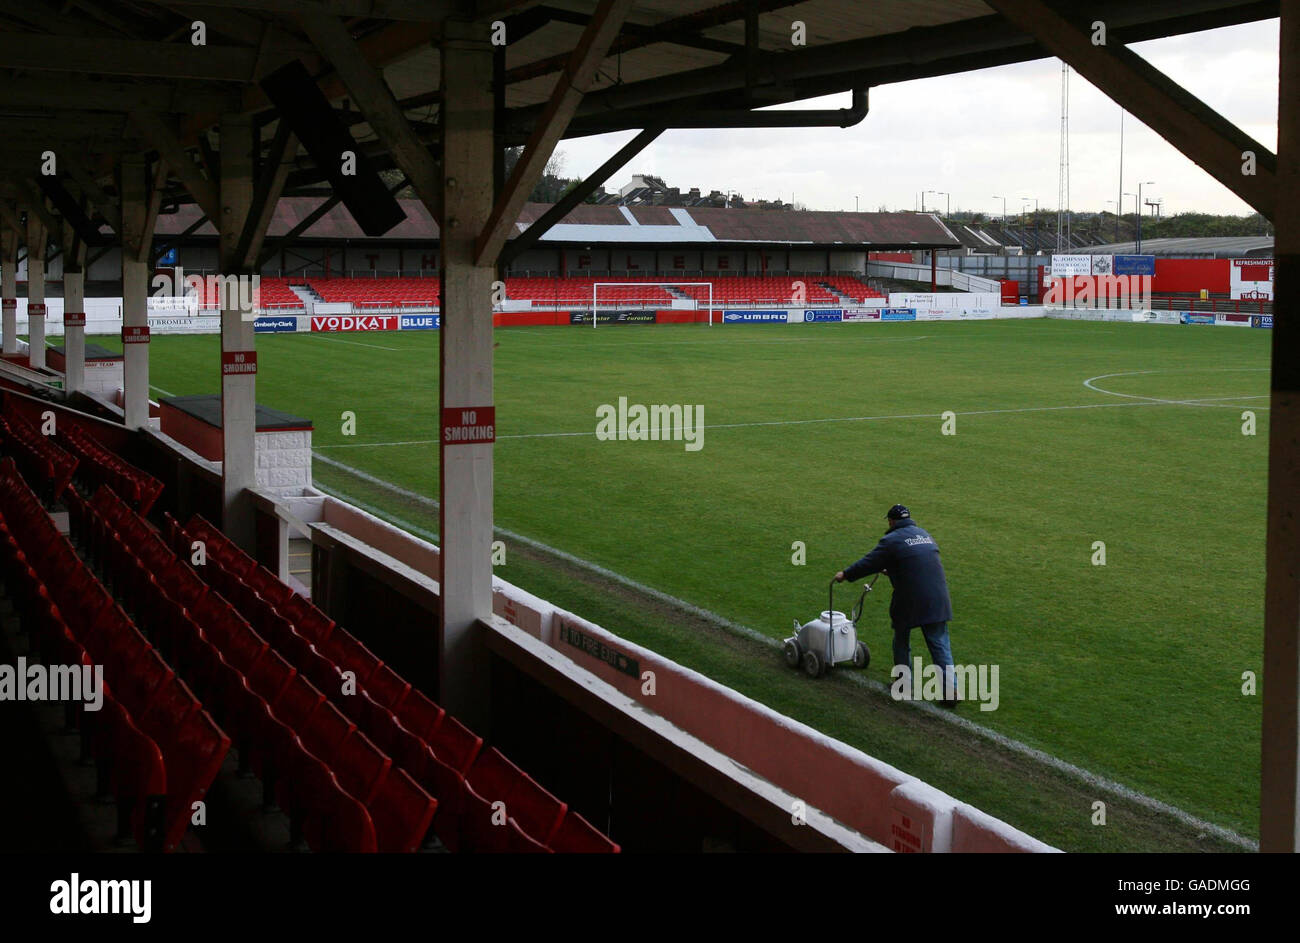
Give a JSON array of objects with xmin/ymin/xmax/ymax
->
[
  {"xmin": 308, "ymin": 277, "xmax": 441, "ymax": 307},
  {"xmin": 163, "ymin": 509, "xmax": 617, "ymax": 853},
  {"xmin": 181, "ymin": 275, "xmax": 303, "ymax": 310},
  {"xmin": 0, "ymin": 402, "xmax": 618, "ymax": 853}
]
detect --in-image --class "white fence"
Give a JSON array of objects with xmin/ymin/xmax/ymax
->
[{"xmin": 866, "ymin": 260, "xmax": 1002, "ymax": 293}]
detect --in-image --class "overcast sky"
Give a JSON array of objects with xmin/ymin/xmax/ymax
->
[{"xmin": 556, "ymin": 19, "xmax": 1279, "ymax": 218}]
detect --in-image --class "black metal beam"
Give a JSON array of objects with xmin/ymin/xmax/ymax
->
[
  {"xmin": 504, "ymin": 0, "xmax": 1277, "ymax": 137},
  {"xmin": 500, "ymin": 126, "xmax": 663, "ymax": 265}
]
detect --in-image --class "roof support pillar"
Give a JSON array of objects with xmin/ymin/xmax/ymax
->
[
  {"xmin": 438, "ymin": 18, "xmax": 495, "ymax": 728},
  {"xmin": 1260, "ymin": 0, "xmax": 1300, "ymax": 853},
  {"xmin": 218, "ymin": 113, "xmax": 258, "ymax": 552},
  {"xmin": 63, "ymin": 269, "xmax": 86, "ymax": 395},
  {"xmin": 25, "ymin": 214, "xmax": 47, "ymax": 369},
  {"xmin": 119, "ymin": 156, "xmax": 152, "ymax": 430},
  {"xmin": 1, "ymin": 214, "xmax": 17, "ymax": 355}
]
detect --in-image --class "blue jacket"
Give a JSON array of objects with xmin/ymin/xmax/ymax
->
[{"xmin": 843, "ymin": 519, "xmax": 953, "ymax": 629}]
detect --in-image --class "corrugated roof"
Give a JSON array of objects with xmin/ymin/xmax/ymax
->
[
  {"xmin": 154, "ymin": 198, "xmax": 959, "ymax": 248},
  {"xmin": 1081, "ymin": 236, "xmax": 1275, "ymax": 257}
]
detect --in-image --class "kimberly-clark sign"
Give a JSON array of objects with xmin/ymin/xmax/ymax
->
[
  {"xmin": 400, "ymin": 314, "xmax": 440, "ymax": 330},
  {"xmin": 722, "ymin": 310, "xmax": 787, "ymax": 323},
  {"xmin": 254, "ymin": 317, "xmax": 298, "ymax": 333},
  {"xmin": 801, "ymin": 310, "xmax": 842, "ymax": 322}
]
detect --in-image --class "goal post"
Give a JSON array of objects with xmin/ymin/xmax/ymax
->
[{"xmin": 591, "ymin": 282, "xmax": 715, "ymax": 328}]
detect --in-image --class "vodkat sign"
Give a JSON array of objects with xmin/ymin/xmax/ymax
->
[
  {"xmin": 442, "ymin": 406, "xmax": 495, "ymax": 445},
  {"xmin": 311, "ymin": 315, "xmax": 398, "ymax": 332}
]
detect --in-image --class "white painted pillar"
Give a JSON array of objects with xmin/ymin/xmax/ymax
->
[
  {"xmin": 219, "ymin": 113, "xmax": 258, "ymax": 551},
  {"xmin": 1, "ymin": 231, "xmax": 16, "ymax": 355},
  {"xmin": 122, "ymin": 259, "xmax": 150, "ymax": 428},
  {"xmin": 438, "ymin": 20, "xmax": 496, "ymax": 725},
  {"xmin": 120, "ymin": 156, "xmax": 151, "ymax": 429},
  {"xmin": 64, "ymin": 269, "xmax": 86, "ymax": 393},
  {"xmin": 26, "ymin": 220, "xmax": 46, "ymax": 369}
]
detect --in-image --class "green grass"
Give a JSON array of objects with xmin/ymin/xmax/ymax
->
[{"xmin": 98, "ymin": 318, "xmax": 1270, "ymax": 843}]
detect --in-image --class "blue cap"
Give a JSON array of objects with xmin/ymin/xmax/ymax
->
[{"xmin": 886, "ymin": 504, "xmax": 910, "ymax": 521}]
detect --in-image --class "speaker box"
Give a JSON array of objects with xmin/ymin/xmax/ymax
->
[{"xmin": 260, "ymin": 60, "xmax": 407, "ymax": 237}]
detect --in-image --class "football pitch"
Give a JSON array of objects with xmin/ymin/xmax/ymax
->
[{"xmin": 105, "ymin": 318, "xmax": 1271, "ymax": 850}]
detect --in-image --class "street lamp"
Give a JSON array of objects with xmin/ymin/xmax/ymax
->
[
  {"xmin": 927, "ymin": 190, "xmax": 949, "ymax": 217},
  {"xmin": 993, "ymin": 195, "xmax": 1007, "ymax": 222},
  {"xmin": 1136, "ymin": 181, "xmax": 1154, "ymax": 252},
  {"xmin": 855, "ymin": 195, "xmax": 859, "ymax": 212},
  {"xmin": 1021, "ymin": 198, "xmax": 1038, "ymax": 239}
]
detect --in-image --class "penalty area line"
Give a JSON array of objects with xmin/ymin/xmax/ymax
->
[{"xmin": 310, "ymin": 451, "xmax": 1257, "ymax": 851}]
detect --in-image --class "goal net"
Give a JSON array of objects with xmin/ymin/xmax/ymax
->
[{"xmin": 589, "ymin": 282, "xmax": 715, "ymax": 328}]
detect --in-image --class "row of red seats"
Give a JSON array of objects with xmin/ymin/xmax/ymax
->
[
  {"xmin": 185, "ymin": 276, "xmax": 302, "ymax": 310},
  {"xmin": 76, "ymin": 486, "xmax": 412, "ymax": 852},
  {"xmin": 308, "ymin": 278, "xmax": 441, "ymax": 306},
  {"xmin": 177, "ymin": 513, "xmax": 618, "ymax": 853},
  {"xmin": 175, "ymin": 514, "xmax": 461, "ymax": 851},
  {"xmin": 163, "ymin": 511, "xmax": 438, "ymax": 851},
  {"xmin": 0, "ymin": 411, "xmax": 78, "ymax": 501},
  {"xmin": 0, "ymin": 528, "xmax": 171, "ymax": 848},
  {"xmin": 1, "ymin": 459, "xmax": 228, "ymax": 851},
  {"xmin": 820, "ymin": 275, "xmax": 885, "ymax": 302},
  {"xmin": 57, "ymin": 420, "xmax": 163, "ymax": 515}
]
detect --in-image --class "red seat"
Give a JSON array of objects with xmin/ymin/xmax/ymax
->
[
  {"xmin": 365, "ymin": 664, "xmax": 410, "ymax": 712},
  {"xmin": 281, "ymin": 596, "xmax": 335, "ymax": 647},
  {"xmin": 154, "ymin": 709, "xmax": 231, "ymax": 852},
  {"xmin": 115, "ymin": 649, "xmax": 175, "ymax": 721},
  {"xmin": 507, "ymin": 817, "xmax": 552, "ymax": 854},
  {"xmin": 427, "ymin": 711, "xmax": 482, "ymax": 775},
  {"xmin": 326, "ymin": 630, "xmax": 382, "ymax": 688},
  {"xmin": 301, "ymin": 701, "xmax": 356, "ymax": 760},
  {"xmin": 464, "ymin": 747, "xmax": 566, "ymax": 847},
  {"xmin": 272, "ymin": 675, "xmax": 325, "ymax": 731},
  {"xmin": 100, "ymin": 698, "xmax": 168, "ymax": 850},
  {"xmin": 245, "ymin": 650, "xmax": 297, "ymax": 705},
  {"xmin": 370, "ymin": 767, "xmax": 437, "ymax": 853},
  {"xmin": 297, "ymin": 639, "xmax": 346, "ymax": 702},
  {"xmin": 218, "ymin": 623, "xmax": 269, "ymax": 676},
  {"xmin": 139, "ymin": 677, "xmax": 201, "ymax": 739},
  {"xmin": 548, "ymin": 809, "xmax": 620, "ymax": 853},
  {"xmin": 285, "ymin": 743, "xmax": 376, "ymax": 852},
  {"xmin": 459, "ymin": 776, "xmax": 508, "ymax": 853},
  {"xmin": 395, "ymin": 688, "xmax": 444, "ymax": 742},
  {"xmin": 333, "ymin": 730, "xmax": 392, "ymax": 804}
]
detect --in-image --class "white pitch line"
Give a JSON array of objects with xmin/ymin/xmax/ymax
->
[
  {"xmin": 506, "ymin": 332, "xmax": 936, "ymax": 348},
  {"xmin": 313, "ymin": 393, "xmax": 1260, "ymax": 451},
  {"xmin": 1083, "ymin": 368, "xmax": 1271, "ymax": 409},
  {"xmin": 305, "ymin": 334, "xmax": 401, "ymax": 352},
  {"xmin": 149, "ymin": 384, "xmax": 177, "ymax": 397},
  {"xmin": 312, "ymin": 451, "xmax": 1257, "ymax": 850}
]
